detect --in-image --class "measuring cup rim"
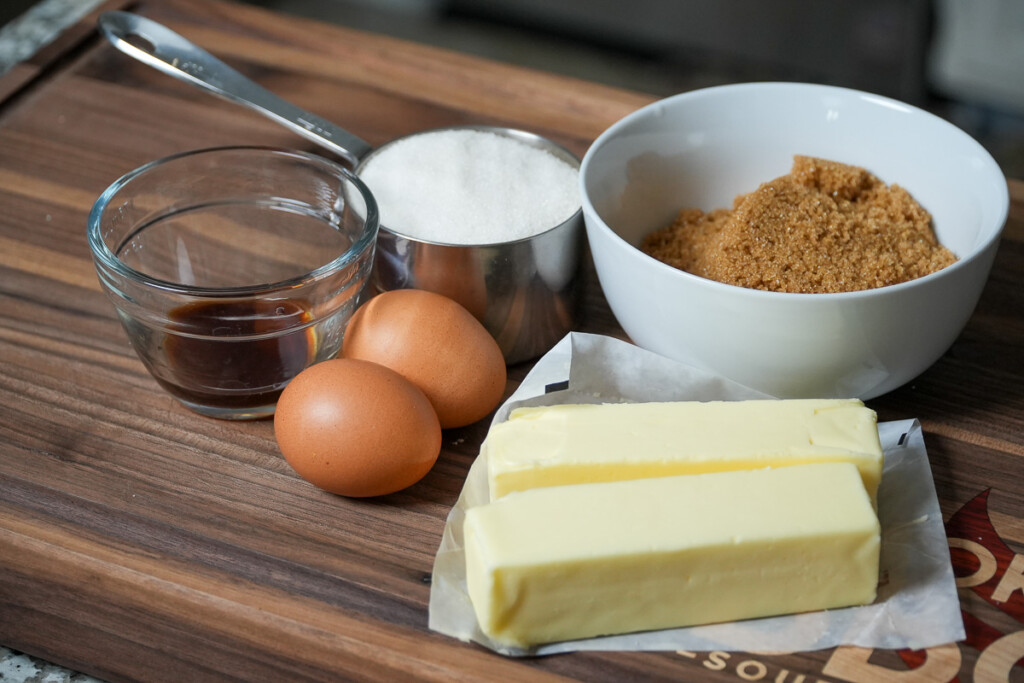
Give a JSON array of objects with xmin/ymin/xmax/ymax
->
[
  {"xmin": 356, "ymin": 124, "xmax": 582, "ymax": 247},
  {"xmin": 87, "ymin": 145, "xmax": 380, "ymax": 297}
]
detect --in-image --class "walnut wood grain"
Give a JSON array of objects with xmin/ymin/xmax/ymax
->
[{"xmin": 1, "ymin": 0, "xmax": 1022, "ymax": 680}]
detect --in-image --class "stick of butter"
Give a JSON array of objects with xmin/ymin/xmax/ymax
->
[
  {"xmin": 484, "ymin": 399, "xmax": 883, "ymax": 502},
  {"xmin": 465, "ymin": 461, "xmax": 881, "ymax": 649}
]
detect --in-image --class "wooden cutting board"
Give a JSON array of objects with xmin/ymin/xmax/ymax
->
[{"xmin": 1, "ymin": 0, "xmax": 1022, "ymax": 680}]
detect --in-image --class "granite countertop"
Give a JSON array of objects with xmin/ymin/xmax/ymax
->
[
  {"xmin": 1, "ymin": 646, "xmax": 102, "ymax": 682},
  {"xmin": 0, "ymin": 0, "xmax": 105, "ymax": 74}
]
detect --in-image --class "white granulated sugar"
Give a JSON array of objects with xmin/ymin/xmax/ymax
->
[{"xmin": 358, "ymin": 129, "xmax": 580, "ymax": 245}]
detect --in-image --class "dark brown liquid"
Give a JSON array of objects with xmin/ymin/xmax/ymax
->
[{"xmin": 160, "ymin": 299, "xmax": 314, "ymax": 410}]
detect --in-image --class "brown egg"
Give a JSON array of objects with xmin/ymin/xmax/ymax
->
[
  {"xmin": 274, "ymin": 358, "xmax": 441, "ymax": 497},
  {"xmin": 343, "ymin": 289, "xmax": 506, "ymax": 429}
]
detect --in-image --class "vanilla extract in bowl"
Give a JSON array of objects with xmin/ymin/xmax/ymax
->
[
  {"xmin": 88, "ymin": 146, "xmax": 377, "ymax": 420},
  {"xmin": 150, "ymin": 299, "xmax": 316, "ymax": 411}
]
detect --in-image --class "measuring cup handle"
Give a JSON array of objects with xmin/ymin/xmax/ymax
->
[{"xmin": 97, "ymin": 11, "xmax": 373, "ymax": 167}]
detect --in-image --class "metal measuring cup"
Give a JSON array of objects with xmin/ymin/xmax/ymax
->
[{"xmin": 99, "ymin": 12, "xmax": 583, "ymax": 364}]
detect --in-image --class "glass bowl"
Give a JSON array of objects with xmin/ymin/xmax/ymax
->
[{"xmin": 87, "ymin": 146, "xmax": 379, "ymax": 419}]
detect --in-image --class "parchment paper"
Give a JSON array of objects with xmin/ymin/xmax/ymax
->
[{"xmin": 428, "ymin": 332, "xmax": 964, "ymax": 656}]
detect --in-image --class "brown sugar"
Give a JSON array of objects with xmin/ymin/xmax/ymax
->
[{"xmin": 641, "ymin": 156, "xmax": 957, "ymax": 293}]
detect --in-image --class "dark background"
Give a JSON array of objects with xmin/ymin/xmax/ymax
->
[
  {"xmin": 239, "ymin": 0, "xmax": 1024, "ymax": 177},
  {"xmin": 3, "ymin": 0, "xmax": 1023, "ymax": 176}
]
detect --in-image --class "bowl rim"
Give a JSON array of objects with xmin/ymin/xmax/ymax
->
[
  {"xmin": 579, "ymin": 82, "xmax": 1010, "ymax": 300},
  {"xmin": 87, "ymin": 145, "xmax": 380, "ymax": 297}
]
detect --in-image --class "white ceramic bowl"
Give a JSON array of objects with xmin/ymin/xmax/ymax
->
[{"xmin": 581, "ymin": 83, "xmax": 1008, "ymax": 399}]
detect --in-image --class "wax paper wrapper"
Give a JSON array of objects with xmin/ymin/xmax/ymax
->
[{"xmin": 427, "ymin": 332, "xmax": 964, "ymax": 656}]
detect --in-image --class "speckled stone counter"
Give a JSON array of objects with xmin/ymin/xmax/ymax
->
[
  {"xmin": 0, "ymin": 0, "xmax": 105, "ymax": 73},
  {"xmin": 0, "ymin": 647, "xmax": 103, "ymax": 682}
]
